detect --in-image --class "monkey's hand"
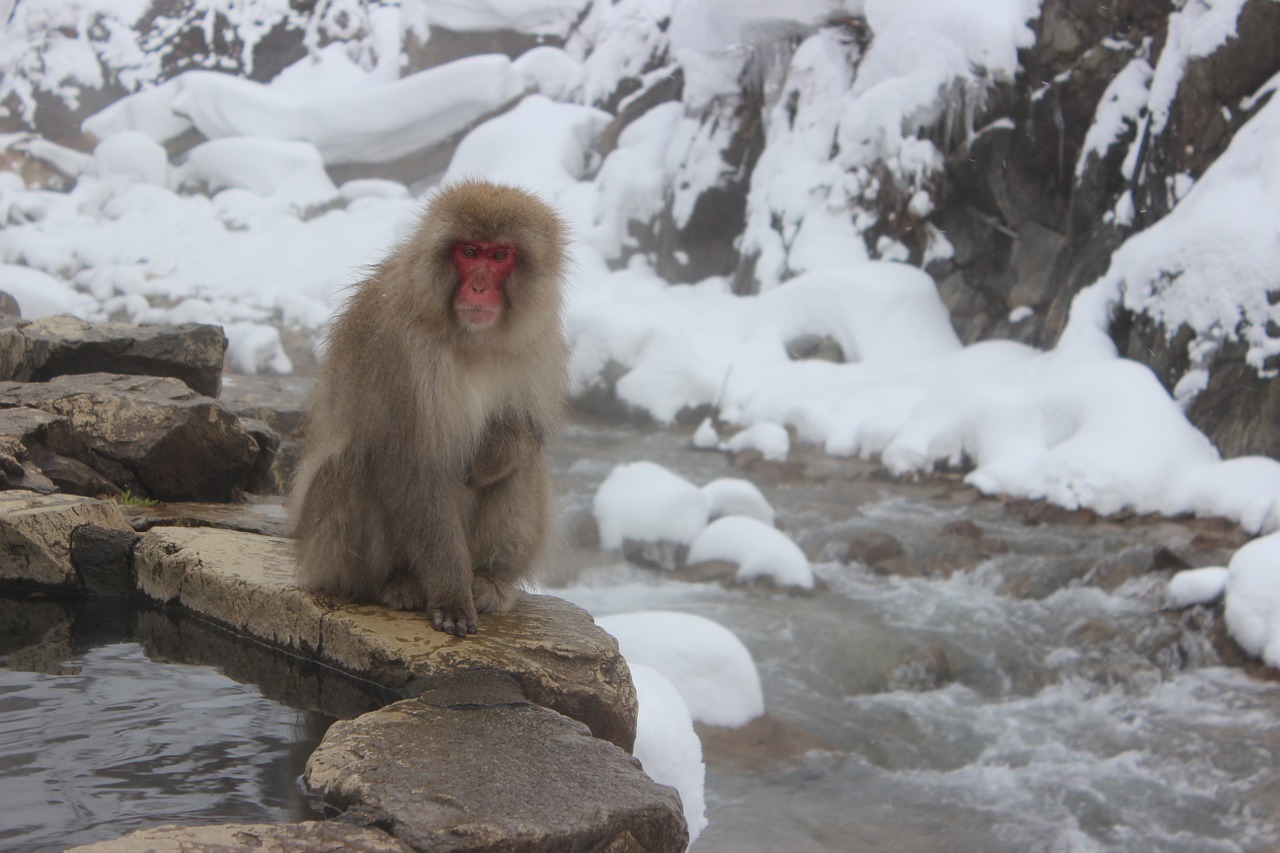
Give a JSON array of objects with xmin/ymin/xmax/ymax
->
[
  {"xmin": 467, "ymin": 413, "xmax": 540, "ymax": 488},
  {"xmin": 430, "ymin": 596, "xmax": 478, "ymax": 637}
]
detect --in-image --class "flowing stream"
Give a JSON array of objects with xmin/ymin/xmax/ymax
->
[{"xmin": 549, "ymin": 419, "xmax": 1280, "ymax": 853}]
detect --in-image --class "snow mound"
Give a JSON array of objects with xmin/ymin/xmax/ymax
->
[
  {"xmin": 87, "ymin": 55, "xmax": 525, "ymax": 165},
  {"xmin": 1225, "ymin": 534, "xmax": 1280, "ymax": 667},
  {"xmin": 224, "ymin": 323, "xmax": 293, "ymax": 375},
  {"xmin": 1166, "ymin": 567, "xmax": 1229, "ymax": 609},
  {"xmin": 628, "ymin": 663, "xmax": 708, "ymax": 844},
  {"xmin": 723, "ymin": 422, "xmax": 789, "ymax": 462},
  {"xmin": 597, "ymin": 610, "xmax": 765, "ymax": 728},
  {"xmin": 692, "ymin": 416, "xmax": 720, "ymax": 449},
  {"xmin": 754, "ymin": 265, "xmax": 963, "ymax": 365},
  {"xmin": 0, "ymin": 265, "xmax": 100, "ymax": 320},
  {"xmin": 687, "ymin": 516, "xmax": 814, "ymax": 590},
  {"xmin": 593, "ymin": 461, "xmax": 710, "ymax": 551},
  {"xmin": 177, "ymin": 138, "xmax": 338, "ymax": 209},
  {"xmin": 92, "ymin": 131, "xmax": 168, "ymax": 185},
  {"xmin": 702, "ymin": 478, "xmax": 775, "ymax": 526}
]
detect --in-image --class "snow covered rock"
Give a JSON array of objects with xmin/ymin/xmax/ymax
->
[
  {"xmin": 702, "ymin": 477, "xmax": 775, "ymax": 525},
  {"xmin": 1225, "ymin": 533, "xmax": 1280, "ymax": 668},
  {"xmin": 687, "ymin": 515, "xmax": 814, "ymax": 590},
  {"xmin": 597, "ymin": 610, "xmax": 765, "ymax": 728},
  {"xmin": 593, "ymin": 461, "xmax": 710, "ymax": 570},
  {"xmin": 629, "ymin": 663, "xmax": 708, "ymax": 844}
]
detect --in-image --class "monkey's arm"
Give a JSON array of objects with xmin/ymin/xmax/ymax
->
[{"xmin": 467, "ymin": 413, "xmax": 542, "ymax": 488}]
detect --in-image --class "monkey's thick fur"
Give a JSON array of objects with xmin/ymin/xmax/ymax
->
[{"xmin": 290, "ymin": 180, "xmax": 569, "ymax": 635}]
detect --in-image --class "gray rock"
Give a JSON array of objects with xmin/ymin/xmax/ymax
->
[
  {"xmin": 0, "ymin": 315, "xmax": 227, "ymax": 397},
  {"xmin": 70, "ymin": 523, "xmax": 139, "ymax": 596},
  {"xmin": 0, "ymin": 492, "xmax": 133, "ymax": 588},
  {"xmin": 132, "ymin": 526, "xmax": 640, "ymax": 751},
  {"xmin": 0, "ymin": 373, "xmax": 263, "ymax": 501},
  {"xmin": 305, "ymin": 688, "xmax": 689, "ymax": 853},
  {"xmin": 0, "ymin": 405, "xmax": 109, "ymax": 495}
]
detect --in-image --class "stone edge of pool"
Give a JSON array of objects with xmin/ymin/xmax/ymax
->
[{"xmin": 0, "ymin": 492, "xmax": 689, "ymax": 853}]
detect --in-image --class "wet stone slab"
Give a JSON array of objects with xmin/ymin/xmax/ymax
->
[
  {"xmin": 0, "ymin": 491, "xmax": 132, "ymax": 588},
  {"xmin": 67, "ymin": 821, "xmax": 414, "ymax": 852},
  {"xmin": 132, "ymin": 525, "xmax": 639, "ymax": 751},
  {"xmin": 305, "ymin": 681, "xmax": 688, "ymax": 853}
]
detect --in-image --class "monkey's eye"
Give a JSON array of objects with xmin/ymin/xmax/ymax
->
[
  {"xmin": 460, "ymin": 246, "xmax": 478, "ymax": 259},
  {"xmin": 492, "ymin": 250, "xmax": 508, "ymax": 261}
]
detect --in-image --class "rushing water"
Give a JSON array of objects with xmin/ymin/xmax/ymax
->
[{"xmin": 549, "ymin": 419, "xmax": 1280, "ymax": 853}]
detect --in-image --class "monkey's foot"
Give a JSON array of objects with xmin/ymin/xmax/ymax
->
[
  {"xmin": 473, "ymin": 573, "xmax": 517, "ymax": 614},
  {"xmin": 431, "ymin": 604, "xmax": 478, "ymax": 637},
  {"xmin": 379, "ymin": 576, "xmax": 427, "ymax": 611}
]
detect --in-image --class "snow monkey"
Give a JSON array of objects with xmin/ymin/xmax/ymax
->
[{"xmin": 290, "ymin": 180, "xmax": 569, "ymax": 636}]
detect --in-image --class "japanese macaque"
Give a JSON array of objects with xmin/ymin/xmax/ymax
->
[{"xmin": 290, "ymin": 180, "xmax": 569, "ymax": 636}]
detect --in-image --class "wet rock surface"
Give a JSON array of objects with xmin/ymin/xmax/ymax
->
[
  {"xmin": 132, "ymin": 526, "xmax": 639, "ymax": 752},
  {"xmin": 0, "ymin": 492, "xmax": 132, "ymax": 588},
  {"xmin": 306, "ymin": 683, "xmax": 688, "ymax": 853},
  {"xmin": 67, "ymin": 821, "xmax": 414, "ymax": 852}
]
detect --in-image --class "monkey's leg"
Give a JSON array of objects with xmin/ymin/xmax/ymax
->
[
  {"xmin": 402, "ymin": 477, "xmax": 479, "ymax": 636},
  {"xmin": 294, "ymin": 454, "xmax": 386, "ymax": 600},
  {"xmin": 469, "ymin": 456, "xmax": 553, "ymax": 614}
]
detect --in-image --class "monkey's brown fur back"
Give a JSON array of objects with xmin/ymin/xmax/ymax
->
[{"xmin": 289, "ymin": 180, "xmax": 569, "ymax": 635}]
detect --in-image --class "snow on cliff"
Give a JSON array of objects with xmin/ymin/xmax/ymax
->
[{"xmin": 2, "ymin": 0, "xmax": 1280, "ymax": 665}]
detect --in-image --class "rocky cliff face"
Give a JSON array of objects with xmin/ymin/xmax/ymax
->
[{"xmin": 4, "ymin": 0, "xmax": 1278, "ymax": 457}]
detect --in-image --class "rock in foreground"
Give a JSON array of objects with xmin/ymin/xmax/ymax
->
[
  {"xmin": 306, "ymin": 679, "xmax": 688, "ymax": 853},
  {"xmin": 132, "ymin": 525, "xmax": 639, "ymax": 751},
  {"xmin": 0, "ymin": 492, "xmax": 132, "ymax": 588},
  {"xmin": 67, "ymin": 821, "xmax": 413, "ymax": 852}
]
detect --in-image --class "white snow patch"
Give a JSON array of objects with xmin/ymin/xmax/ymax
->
[
  {"xmin": 597, "ymin": 610, "xmax": 765, "ymax": 728},
  {"xmin": 687, "ymin": 516, "xmax": 814, "ymax": 589},
  {"xmin": 1166, "ymin": 567, "xmax": 1229, "ymax": 609},
  {"xmin": 1225, "ymin": 533, "xmax": 1280, "ymax": 667},
  {"xmin": 701, "ymin": 478, "xmax": 775, "ymax": 526},
  {"xmin": 627, "ymin": 663, "xmax": 708, "ymax": 844},
  {"xmin": 723, "ymin": 422, "xmax": 790, "ymax": 462},
  {"xmin": 0, "ymin": 265, "xmax": 100, "ymax": 320},
  {"xmin": 593, "ymin": 461, "xmax": 710, "ymax": 551}
]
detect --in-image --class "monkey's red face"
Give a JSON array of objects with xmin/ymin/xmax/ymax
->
[{"xmin": 453, "ymin": 240, "xmax": 517, "ymax": 327}]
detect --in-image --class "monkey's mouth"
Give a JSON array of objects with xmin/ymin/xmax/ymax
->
[{"xmin": 457, "ymin": 306, "xmax": 500, "ymax": 326}]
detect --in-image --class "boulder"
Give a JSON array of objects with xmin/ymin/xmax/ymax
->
[
  {"xmin": 0, "ymin": 405, "xmax": 116, "ymax": 496},
  {"xmin": 67, "ymin": 822, "xmax": 412, "ymax": 852},
  {"xmin": 0, "ymin": 373, "xmax": 266, "ymax": 501},
  {"xmin": 0, "ymin": 315, "xmax": 227, "ymax": 397},
  {"xmin": 305, "ymin": 684, "xmax": 688, "ymax": 853},
  {"xmin": 132, "ymin": 526, "xmax": 640, "ymax": 751},
  {"xmin": 0, "ymin": 492, "xmax": 132, "ymax": 588}
]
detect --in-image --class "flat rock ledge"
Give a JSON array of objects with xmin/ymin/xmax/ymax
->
[
  {"xmin": 2, "ymin": 497, "xmax": 686, "ymax": 852},
  {"xmin": 306, "ymin": 683, "xmax": 688, "ymax": 853},
  {"xmin": 134, "ymin": 526, "xmax": 639, "ymax": 751},
  {"xmin": 68, "ymin": 821, "xmax": 414, "ymax": 852}
]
